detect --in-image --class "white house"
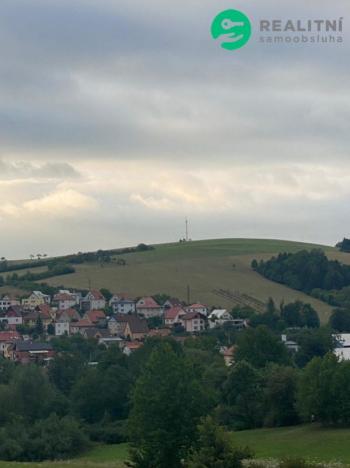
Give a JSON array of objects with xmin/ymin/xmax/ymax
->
[
  {"xmin": 334, "ymin": 334, "xmax": 350, "ymax": 361},
  {"xmin": 80, "ymin": 290, "xmax": 106, "ymax": 312},
  {"xmin": 109, "ymin": 295, "xmax": 136, "ymax": 315},
  {"xmin": 0, "ymin": 295, "xmax": 20, "ymax": 312},
  {"xmin": 0, "ymin": 307, "xmax": 23, "ymax": 327},
  {"xmin": 208, "ymin": 309, "xmax": 232, "ymax": 329},
  {"xmin": 55, "ymin": 320, "xmax": 70, "ymax": 336},
  {"xmin": 54, "ymin": 291, "xmax": 80, "ymax": 311},
  {"xmin": 136, "ymin": 297, "xmax": 163, "ymax": 318},
  {"xmin": 186, "ymin": 303, "xmax": 209, "ymax": 316}
]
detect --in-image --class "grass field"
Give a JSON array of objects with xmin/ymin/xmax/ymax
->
[
  {"xmin": 42, "ymin": 238, "xmax": 337, "ymax": 322},
  {"xmin": 1, "ymin": 425, "xmax": 349, "ymax": 467},
  {"xmin": 233, "ymin": 424, "xmax": 350, "ymax": 463},
  {"xmin": 0, "ymin": 444, "xmax": 128, "ymax": 468}
]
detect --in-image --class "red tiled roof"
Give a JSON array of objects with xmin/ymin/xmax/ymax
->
[
  {"xmin": 0, "ymin": 331, "xmax": 21, "ymax": 342},
  {"xmin": 90, "ymin": 289, "xmax": 105, "ymax": 300},
  {"xmin": 136, "ymin": 296, "xmax": 160, "ymax": 309},
  {"xmin": 189, "ymin": 303, "xmax": 207, "ymax": 309},
  {"xmin": 164, "ymin": 306, "xmax": 185, "ymax": 320},
  {"xmin": 85, "ymin": 310, "xmax": 106, "ymax": 323}
]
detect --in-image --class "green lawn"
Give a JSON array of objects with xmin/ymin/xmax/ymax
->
[
  {"xmin": 232, "ymin": 424, "xmax": 350, "ymax": 463},
  {"xmin": 43, "ymin": 238, "xmax": 335, "ymax": 322}
]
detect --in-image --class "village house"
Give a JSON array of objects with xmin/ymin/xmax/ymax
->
[
  {"xmin": 164, "ymin": 306, "xmax": 186, "ymax": 327},
  {"xmin": 9, "ymin": 341, "xmax": 54, "ymax": 364},
  {"xmin": 163, "ymin": 298, "xmax": 184, "ymax": 309},
  {"xmin": 109, "ymin": 295, "xmax": 136, "ymax": 314},
  {"xmin": 334, "ymin": 334, "xmax": 350, "ymax": 361},
  {"xmin": 136, "ymin": 296, "xmax": 163, "ymax": 318},
  {"xmin": 0, "ymin": 295, "xmax": 20, "ymax": 312},
  {"xmin": 0, "ymin": 330, "xmax": 22, "ymax": 356},
  {"xmin": 55, "ymin": 318, "xmax": 70, "ymax": 336},
  {"xmin": 70, "ymin": 318, "xmax": 95, "ymax": 335},
  {"xmin": 107, "ymin": 316, "xmax": 118, "ymax": 336},
  {"xmin": 54, "ymin": 290, "xmax": 81, "ymax": 311},
  {"xmin": 83, "ymin": 309, "xmax": 106, "ymax": 326},
  {"xmin": 22, "ymin": 291, "xmax": 51, "ymax": 310},
  {"xmin": 185, "ymin": 303, "xmax": 209, "ymax": 316},
  {"xmin": 123, "ymin": 341, "xmax": 144, "ymax": 355},
  {"xmin": 181, "ymin": 312, "xmax": 206, "ymax": 333},
  {"xmin": 0, "ymin": 306, "xmax": 23, "ymax": 328},
  {"xmin": 80, "ymin": 290, "xmax": 106, "ymax": 312},
  {"xmin": 54, "ymin": 308, "xmax": 80, "ymax": 336},
  {"xmin": 208, "ymin": 309, "xmax": 232, "ymax": 329},
  {"xmin": 115, "ymin": 314, "xmax": 149, "ymax": 341}
]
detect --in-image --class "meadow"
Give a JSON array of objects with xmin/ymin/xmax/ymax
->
[{"xmin": 43, "ymin": 238, "xmax": 337, "ymax": 322}]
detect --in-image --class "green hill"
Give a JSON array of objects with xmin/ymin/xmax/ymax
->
[{"xmin": 40, "ymin": 238, "xmax": 340, "ymax": 322}]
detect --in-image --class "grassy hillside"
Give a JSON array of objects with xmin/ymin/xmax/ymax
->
[
  {"xmin": 232, "ymin": 424, "xmax": 350, "ymax": 463},
  {"xmin": 40, "ymin": 238, "xmax": 336, "ymax": 322}
]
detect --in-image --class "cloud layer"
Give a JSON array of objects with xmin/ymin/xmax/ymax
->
[{"xmin": 0, "ymin": 0, "xmax": 349, "ymax": 258}]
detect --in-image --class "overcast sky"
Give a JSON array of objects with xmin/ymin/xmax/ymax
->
[{"xmin": 0, "ymin": 0, "xmax": 349, "ymax": 259}]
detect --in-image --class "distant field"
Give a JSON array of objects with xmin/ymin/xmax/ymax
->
[
  {"xmin": 232, "ymin": 424, "xmax": 350, "ymax": 463},
  {"xmin": 41, "ymin": 238, "xmax": 335, "ymax": 322}
]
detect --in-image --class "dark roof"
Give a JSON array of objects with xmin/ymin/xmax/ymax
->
[
  {"xmin": 116, "ymin": 314, "xmax": 149, "ymax": 334},
  {"xmin": 15, "ymin": 342, "xmax": 53, "ymax": 352}
]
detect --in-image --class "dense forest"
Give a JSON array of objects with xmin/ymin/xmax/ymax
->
[{"xmin": 252, "ymin": 249, "xmax": 350, "ymax": 293}]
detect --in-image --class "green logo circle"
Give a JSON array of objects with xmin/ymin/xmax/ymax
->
[{"xmin": 211, "ymin": 9, "xmax": 252, "ymax": 50}]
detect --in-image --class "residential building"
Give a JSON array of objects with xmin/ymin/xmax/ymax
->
[
  {"xmin": 55, "ymin": 319, "xmax": 70, "ymax": 336},
  {"xmin": 0, "ymin": 295, "xmax": 20, "ymax": 312},
  {"xmin": 136, "ymin": 296, "xmax": 163, "ymax": 318},
  {"xmin": 22, "ymin": 291, "xmax": 51, "ymax": 310},
  {"xmin": 334, "ymin": 334, "xmax": 350, "ymax": 361},
  {"xmin": 208, "ymin": 309, "xmax": 232, "ymax": 329},
  {"xmin": 54, "ymin": 291, "xmax": 80, "ymax": 311},
  {"xmin": 109, "ymin": 295, "xmax": 136, "ymax": 314},
  {"xmin": 181, "ymin": 312, "xmax": 206, "ymax": 333},
  {"xmin": 0, "ymin": 331, "xmax": 22, "ymax": 356},
  {"xmin": 186, "ymin": 303, "xmax": 209, "ymax": 316},
  {"xmin": 164, "ymin": 306, "xmax": 186, "ymax": 327},
  {"xmin": 0, "ymin": 307, "xmax": 23, "ymax": 328},
  {"xmin": 10, "ymin": 341, "xmax": 54, "ymax": 364},
  {"xmin": 115, "ymin": 314, "xmax": 149, "ymax": 340},
  {"xmin": 83, "ymin": 309, "xmax": 106, "ymax": 326},
  {"xmin": 80, "ymin": 290, "xmax": 106, "ymax": 312}
]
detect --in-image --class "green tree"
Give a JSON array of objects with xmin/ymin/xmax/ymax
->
[
  {"xmin": 128, "ymin": 343, "xmax": 208, "ymax": 468},
  {"xmin": 185, "ymin": 416, "xmax": 252, "ymax": 468},
  {"xmin": 263, "ymin": 365, "xmax": 299, "ymax": 427},
  {"xmin": 221, "ymin": 361, "xmax": 263, "ymax": 430},
  {"xmin": 236, "ymin": 326, "xmax": 290, "ymax": 368}
]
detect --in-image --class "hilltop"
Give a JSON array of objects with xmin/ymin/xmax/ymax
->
[{"xmin": 15, "ymin": 237, "xmax": 343, "ymax": 323}]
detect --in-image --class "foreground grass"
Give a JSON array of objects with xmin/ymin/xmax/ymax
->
[
  {"xmin": 232, "ymin": 424, "xmax": 350, "ymax": 463},
  {"xmin": 43, "ymin": 238, "xmax": 334, "ymax": 322},
  {"xmin": 0, "ymin": 444, "xmax": 128, "ymax": 468}
]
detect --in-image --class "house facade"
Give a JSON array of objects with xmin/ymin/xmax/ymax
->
[
  {"xmin": 80, "ymin": 290, "xmax": 106, "ymax": 312},
  {"xmin": 136, "ymin": 297, "xmax": 163, "ymax": 318},
  {"xmin": 164, "ymin": 306, "xmax": 186, "ymax": 327},
  {"xmin": 22, "ymin": 291, "xmax": 51, "ymax": 310},
  {"xmin": 208, "ymin": 309, "xmax": 232, "ymax": 329},
  {"xmin": 109, "ymin": 295, "xmax": 136, "ymax": 314},
  {"xmin": 181, "ymin": 312, "xmax": 206, "ymax": 333}
]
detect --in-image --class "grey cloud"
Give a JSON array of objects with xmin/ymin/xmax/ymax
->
[{"xmin": 0, "ymin": 160, "xmax": 80, "ymax": 179}]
